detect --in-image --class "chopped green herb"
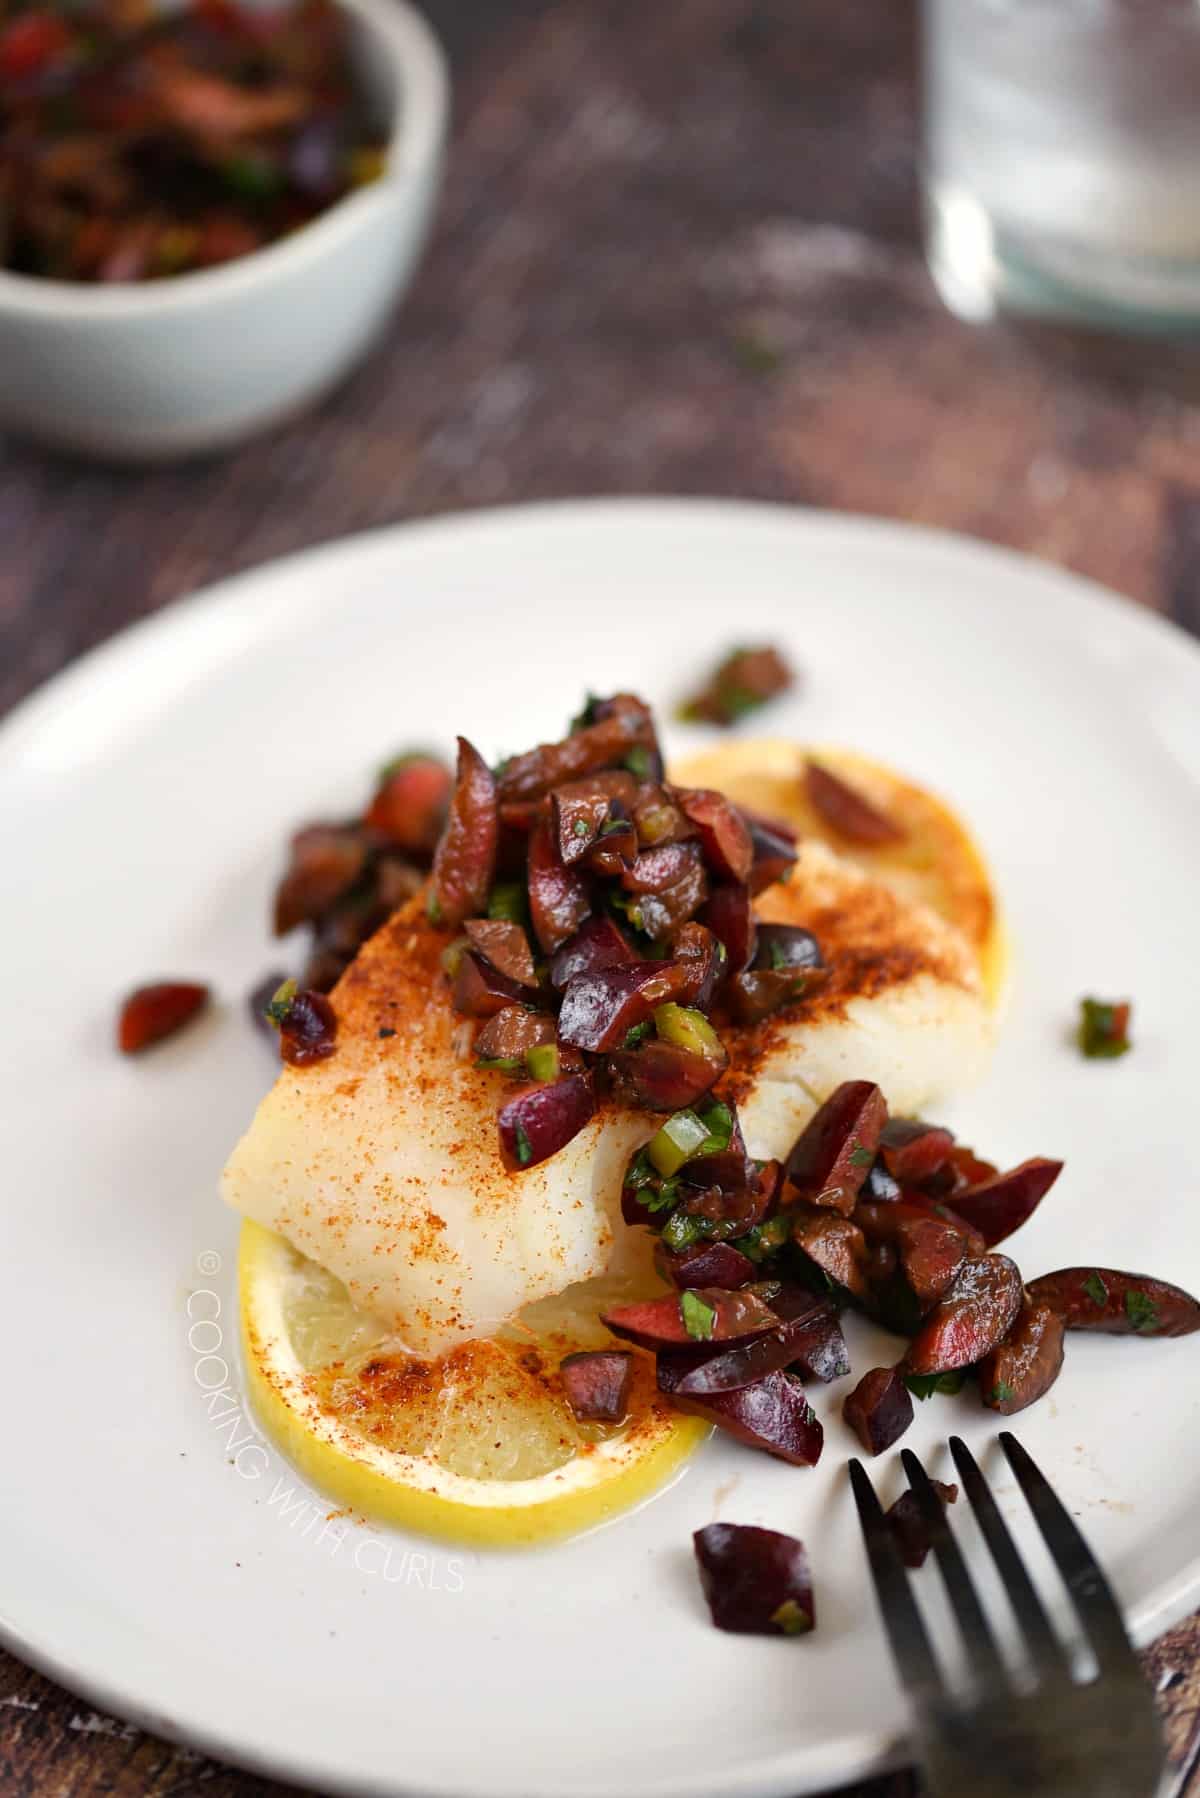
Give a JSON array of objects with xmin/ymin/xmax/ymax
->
[
  {"xmin": 263, "ymin": 978, "xmax": 297, "ymax": 1028},
  {"xmin": 903, "ymin": 1369, "xmax": 967, "ymax": 1401},
  {"xmin": 220, "ymin": 152, "xmax": 283, "ymax": 202},
  {"xmin": 569, "ymin": 694, "xmax": 601, "ymax": 732},
  {"xmin": 1125, "ymin": 1289, "xmax": 1160, "ymax": 1334},
  {"xmin": 477, "ymin": 1056, "xmax": 523, "ymax": 1074},
  {"xmin": 848, "ymin": 1144, "xmax": 874, "ymax": 1169},
  {"xmin": 734, "ymin": 1214, "xmax": 791, "ymax": 1263},
  {"xmin": 767, "ymin": 940, "xmax": 789, "ymax": 971},
  {"xmin": 572, "ymin": 818, "xmax": 590, "ymax": 838},
  {"xmin": 487, "ymin": 882, "xmax": 528, "ymax": 925},
  {"xmin": 1077, "ymin": 997, "xmax": 1133, "ymax": 1059},
  {"xmin": 514, "ymin": 1124, "xmax": 534, "ymax": 1167},
  {"xmin": 525, "ymin": 1043, "xmax": 560, "ymax": 1083},
  {"xmin": 989, "ymin": 1379, "xmax": 1016, "ymax": 1404},
  {"xmin": 729, "ymin": 330, "xmax": 784, "ymax": 378},
  {"xmin": 1082, "ymin": 1272, "xmax": 1109, "ymax": 1308},
  {"xmin": 426, "ymin": 888, "xmax": 443, "ymax": 925},
  {"xmin": 623, "ymin": 745, "xmax": 653, "ymax": 778},
  {"xmin": 662, "ymin": 1209, "xmax": 705, "ymax": 1251},
  {"xmin": 623, "ymin": 1020, "xmax": 653, "ymax": 1050},
  {"xmin": 645, "ymin": 1177, "xmax": 681, "ymax": 1215},
  {"xmin": 680, "ymin": 1290, "xmax": 716, "ymax": 1341},
  {"xmin": 769, "ymin": 1599, "xmax": 813, "ymax": 1637}
]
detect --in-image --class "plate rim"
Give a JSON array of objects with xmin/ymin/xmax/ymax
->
[{"xmin": 4, "ymin": 495, "xmax": 1200, "ymax": 1798}]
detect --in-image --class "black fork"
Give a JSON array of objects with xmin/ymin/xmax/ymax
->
[{"xmin": 849, "ymin": 1433, "xmax": 1165, "ymax": 1798}]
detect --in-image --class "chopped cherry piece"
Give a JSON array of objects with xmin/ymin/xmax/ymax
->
[
  {"xmin": 608, "ymin": 1039, "xmax": 727, "ymax": 1111},
  {"xmin": 979, "ymin": 1303, "xmax": 1066, "ymax": 1414},
  {"xmin": 527, "ymin": 814, "xmax": 591, "ymax": 953},
  {"xmin": 805, "ymin": 760, "xmax": 905, "ymax": 845},
  {"xmin": 692, "ymin": 1522, "xmax": 814, "ymax": 1637},
  {"xmin": 855, "ymin": 1201, "xmax": 975, "ymax": 1314},
  {"xmin": 879, "ymin": 1117, "xmax": 956, "ymax": 1185},
  {"xmin": 276, "ymin": 988, "xmax": 338, "ymax": 1066},
  {"xmin": 784, "ymin": 1081, "xmax": 888, "ymax": 1215},
  {"xmin": 632, "ymin": 786, "xmax": 695, "ymax": 848},
  {"xmin": 557, "ymin": 963, "xmax": 681, "ymax": 1053},
  {"xmin": 950, "ymin": 1157, "xmax": 1063, "ymax": 1248},
  {"xmin": 888, "ymin": 1481, "xmax": 958, "ymax": 1569},
  {"xmin": 273, "ymin": 824, "xmax": 368, "ymax": 936},
  {"xmin": 498, "ymin": 1073, "xmax": 595, "ymax": 1170},
  {"xmin": 548, "ymin": 915, "xmax": 639, "ymax": 989},
  {"xmin": 560, "ymin": 1350, "xmax": 632, "ymax": 1423},
  {"xmin": 657, "ymin": 1295, "xmax": 847, "ymax": 1395},
  {"xmin": 584, "ymin": 817, "xmax": 638, "ymax": 876},
  {"xmin": 118, "ymin": 981, "xmax": 209, "ymax": 1054},
  {"xmin": 675, "ymin": 789, "xmax": 755, "ymax": 885},
  {"xmin": 622, "ymin": 840, "xmax": 704, "ymax": 895},
  {"xmin": 904, "ymin": 1255, "xmax": 1024, "ymax": 1375},
  {"xmin": 364, "ymin": 755, "xmax": 451, "ymax": 854},
  {"xmin": 1026, "ymin": 1268, "xmax": 1200, "ymax": 1337},
  {"xmin": 635, "ymin": 857, "xmax": 710, "ymax": 942},
  {"xmin": 843, "ymin": 1366, "xmax": 914, "ymax": 1455},
  {"xmin": 726, "ymin": 965, "xmax": 823, "ymax": 1025},
  {"xmin": 497, "ymin": 694, "xmax": 659, "ymax": 802},
  {"xmin": 602, "ymin": 1288, "xmax": 779, "ymax": 1350},
  {"xmin": 430, "ymin": 738, "xmax": 499, "ymax": 927},
  {"xmin": 463, "ymin": 918, "xmax": 537, "ymax": 987},
  {"xmin": 857, "ymin": 1196, "xmax": 986, "ymax": 1258},
  {"xmin": 674, "ymin": 1168, "xmax": 776, "ymax": 1241},
  {"xmin": 453, "ymin": 951, "xmax": 530, "ymax": 1018},
  {"xmin": 679, "ymin": 645, "xmax": 794, "ymax": 728},
  {"xmin": 551, "ymin": 772, "xmax": 637, "ymax": 865},
  {"xmin": 740, "ymin": 806, "xmax": 798, "ymax": 894},
  {"xmin": 673, "ymin": 1369, "xmax": 824, "ymax": 1466},
  {"xmin": 790, "ymin": 1207, "xmax": 870, "ymax": 1299},
  {"xmin": 752, "ymin": 924, "xmax": 824, "ymax": 975},
  {"xmin": 658, "ymin": 1241, "xmax": 757, "ymax": 1291},
  {"xmin": 701, "ymin": 883, "xmax": 758, "ymax": 974},
  {"xmin": 676, "ymin": 1148, "xmax": 752, "ymax": 1191},
  {"xmin": 669, "ymin": 921, "xmax": 724, "ymax": 1010},
  {"xmin": 473, "ymin": 1004, "xmax": 555, "ymax": 1064}
]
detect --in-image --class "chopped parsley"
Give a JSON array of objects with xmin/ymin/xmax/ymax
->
[
  {"xmin": 623, "ymin": 1020, "xmax": 653, "ymax": 1050},
  {"xmin": 989, "ymin": 1379, "xmax": 1016, "ymax": 1404},
  {"xmin": 904, "ymin": 1369, "xmax": 966, "ymax": 1401},
  {"xmin": 848, "ymin": 1144, "xmax": 874, "ymax": 1169},
  {"xmin": 263, "ymin": 978, "xmax": 297, "ymax": 1029},
  {"xmin": 680, "ymin": 1290, "xmax": 716, "ymax": 1341},
  {"xmin": 572, "ymin": 818, "xmax": 590, "ymax": 838},
  {"xmin": 661, "ymin": 1210, "xmax": 705, "ymax": 1251},
  {"xmin": 477, "ymin": 1055, "xmax": 523, "ymax": 1073},
  {"xmin": 769, "ymin": 1599, "xmax": 813, "ymax": 1636},
  {"xmin": 1125, "ymin": 1289, "xmax": 1160, "ymax": 1334},
  {"xmin": 1078, "ymin": 997, "xmax": 1132, "ymax": 1059},
  {"xmin": 514, "ymin": 1124, "xmax": 534, "ymax": 1167},
  {"xmin": 623, "ymin": 745, "xmax": 653, "ymax": 779},
  {"xmin": 1082, "ymin": 1272, "xmax": 1109, "ymax": 1308}
]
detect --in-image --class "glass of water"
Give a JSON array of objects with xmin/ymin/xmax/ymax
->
[{"xmin": 923, "ymin": 0, "xmax": 1200, "ymax": 333}]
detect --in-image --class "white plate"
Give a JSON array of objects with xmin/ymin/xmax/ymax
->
[{"xmin": 3, "ymin": 500, "xmax": 1200, "ymax": 1798}]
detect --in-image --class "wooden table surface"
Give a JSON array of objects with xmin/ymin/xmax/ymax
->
[{"xmin": 3, "ymin": 1, "xmax": 1200, "ymax": 1792}]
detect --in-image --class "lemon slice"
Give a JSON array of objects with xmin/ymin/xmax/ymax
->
[
  {"xmin": 670, "ymin": 739, "xmax": 1006, "ymax": 1006},
  {"xmin": 239, "ymin": 1220, "xmax": 707, "ymax": 1547}
]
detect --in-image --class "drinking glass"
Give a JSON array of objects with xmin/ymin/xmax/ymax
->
[{"xmin": 923, "ymin": 0, "xmax": 1200, "ymax": 333}]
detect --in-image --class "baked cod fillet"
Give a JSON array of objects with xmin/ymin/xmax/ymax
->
[{"xmin": 221, "ymin": 843, "xmax": 992, "ymax": 1356}]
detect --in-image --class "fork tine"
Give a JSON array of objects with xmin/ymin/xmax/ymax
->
[
  {"xmin": 948, "ymin": 1435, "xmax": 1068, "ymax": 1682},
  {"xmin": 999, "ymin": 1431, "xmax": 1140, "ymax": 1675},
  {"xmin": 900, "ymin": 1447, "xmax": 1009, "ymax": 1691},
  {"xmin": 848, "ymin": 1458, "xmax": 947, "ymax": 1713}
]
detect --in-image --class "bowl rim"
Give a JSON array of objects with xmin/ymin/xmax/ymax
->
[{"xmin": 0, "ymin": 0, "xmax": 447, "ymax": 319}]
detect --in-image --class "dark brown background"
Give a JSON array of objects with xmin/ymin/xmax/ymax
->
[{"xmin": 3, "ymin": 1, "xmax": 1199, "ymax": 1792}]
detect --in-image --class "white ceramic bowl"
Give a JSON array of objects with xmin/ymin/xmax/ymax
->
[{"xmin": 0, "ymin": 0, "xmax": 447, "ymax": 461}]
